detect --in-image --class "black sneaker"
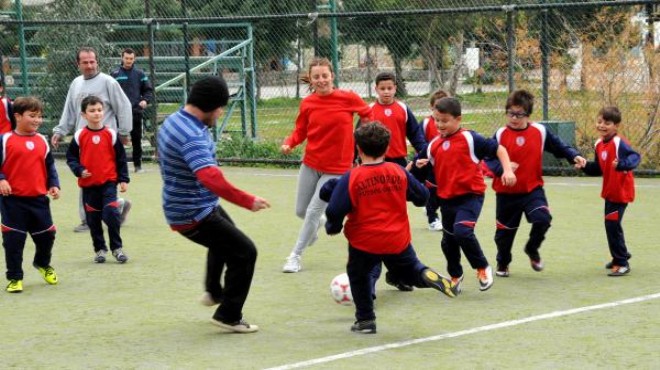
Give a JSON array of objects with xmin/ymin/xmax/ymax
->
[
  {"xmin": 351, "ymin": 319, "xmax": 376, "ymax": 334},
  {"xmin": 211, "ymin": 318, "xmax": 259, "ymax": 333},
  {"xmin": 605, "ymin": 253, "xmax": 631, "ymax": 269},
  {"xmin": 525, "ymin": 248, "xmax": 544, "ymax": 272},
  {"xmin": 421, "ymin": 268, "xmax": 457, "ymax": 298},
  {"xmin": 385, "ymin": 271, "xmax": 413, "ymax": 292},
  {"xmin": 495, "ymin": 263, "xmax": 510, "ymax": 277}
]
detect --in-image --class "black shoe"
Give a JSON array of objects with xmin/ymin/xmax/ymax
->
[
  {"xmin": 605, "ymin": 253, "xmax": 631, "ymax": 269},
  {"xmin": 495, "ymin": 263, "xmax": 510, "ymax": 277},
  {"xmin": 351, "ymin": 319, "xmax": 376, "ymax": 334},
  {"xmin": 608, "ymin": 265, "xmax": 631, "ymax": 277},
  {"xmin": 525, "ymin": 248, "xmax": 543, "ymax": 272},
  {"xmin": 385, "ymin": 271, "xmax": 413, "ymax": 292},
  {"xmin": 421, "ymin": 268, "xmax": 457, "ymax": 298}
]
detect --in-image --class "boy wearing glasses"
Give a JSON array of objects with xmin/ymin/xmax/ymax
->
[{"xmin": 483, "ymin": 90, "xmax": 586, "ymax": 277}]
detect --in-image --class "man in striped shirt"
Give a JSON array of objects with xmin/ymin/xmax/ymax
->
[{"xmin": 157, "ymin": 76, "xmax": 270, "ymax": 333}]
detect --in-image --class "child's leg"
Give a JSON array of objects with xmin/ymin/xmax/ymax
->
[
  {"xmin": 83, "ymin": 187, "xmax": 107, "ymax": 252},
  {"xmin": 347, "ymin": 246, "xmax": 380, "ymax": 322},
  {"xmin": 453, "ymin": 195, "xmax": 489, "ymax": 269},
  {"xmin": 522, "ymin": 187, "xmax": 552, "ymax": 261},
  {"xmin": 439, "ymin": 200, "xmax": 463, "ymax": 278},
  {"xmin": 426, "ymin": 192, "xmax": 440, "ymax": 223},
  {"xmin": 382, "ymin": 245, "xmax": 429, "ymax": 288},
  {"xmin": 494, "ymin": 194, "xmax": 523, "ymax": 268},
  {"xmin": 604, "ymin": 201, "xmax": 629, "ymax": 266},
  {"xmin": 27, "ymin": 197, "xmax": 56, "ymax": 268},
  {"xmin": 99, "ymin": 182, "xmax": 123, "ymax": 251},
  {"xmin": 1, "ymin": 197, "xmax": 29, "ymax": 280}
]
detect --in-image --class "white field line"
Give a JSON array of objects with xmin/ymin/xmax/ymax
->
[{"xmin": 264, "ymin": 292, "xmax": 660, "ymax": 370}]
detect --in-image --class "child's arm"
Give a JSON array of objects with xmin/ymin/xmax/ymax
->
[
  {"xmin": 544, "ymin": 128, "xmax": 586, "ymax": 167},
  {"xmin": 45, "ymin": 146, "xmax": 60, "ymax": 199},
  {"xmin": 495, "ymin": 145, "xmax": 516, "ymax": 186},
  {"xmin": 404, "ymin": 170, "xmax": 430, "ymax": 207},
  {"xmin": 65, "ymin": 136, "xmax": 85, "ymax": 177},
  {"xmin": 405, "ymin": 107, "xmax": 427, "ymax": 153},
  {"xmin": 0, "ymin": 138, "xmax": 9, "ymax": 195},
  {"xmin": 113, "ymin": 136, "xmax": 130, "ymax": 184},
  {"xmin": 615, "ymin": 140, "xmax": 641, "ymax": 171},
  {"xmin": 325, "ymin": 174, "xmax": 352, "ymax": 235}
]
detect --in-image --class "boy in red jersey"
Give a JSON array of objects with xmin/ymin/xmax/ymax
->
[
  {"xmin": 66, "ymin": 96, "xmax": 130, "ymax": 264},
  {"xmin": 483, "ymin": 90, "xmax": 586, "ymax": 277},
  {"xmin": 0, "ymin": 97, "xmax": 60, "ymax": 293},
  {"xmin": 576, "ymin": 107, "xmax": 640, "ymax": 276},
  {"xmin": 0, "ymin": 85, "xmax": 15, "ymax": 134},
  {"xmin": 321, "ymin": 122, "xmax": 456, "ymax": 334},
  {"xmin": 419, "ymin": 89, "xmax": 449, "ymax": 231},
  {"xmin": 412, "ymin": 97, "xmax": 517, "ymax": 293}
]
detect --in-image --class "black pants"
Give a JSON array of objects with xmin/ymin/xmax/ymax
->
[
  {"xmin": 131, "ymin": 111, "xmax": 143, "ymax": 168},
  {"xmin": 83, "ymin": 182, "xmax": 122, "ymax": 252},
  {"xmin": 604, "ymin": 201, "xmax": 630, "ymax": 267},
  {"xmin": 0, "ymin": 196, "xmax": 56, "ymax": 280},
  {"xmin": 180, "ymin": 206, "xmax": 257, "ymax": 322}
]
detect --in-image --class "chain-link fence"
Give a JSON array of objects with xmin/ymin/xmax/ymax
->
[{"xmin": 1, "ymin": 0, "xmax": 659, "ymax": 172}]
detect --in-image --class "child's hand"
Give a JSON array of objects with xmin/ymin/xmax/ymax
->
[
  {"xmin": 81, "ymin": 169, "xmax": 92, "ymax": 178},
  {"xmin": 573, "ymin": 156, "xmax": 587, "ymax": 168},
  {"xmin": 405, "ymin": 161, "xmax": 413, "ymax": 171},
  {"xmin": 501, "ymin": 170, "xmax": 517, "ymax": 187},
  {"xmin": 251, "ymin": 196, "xmax": 271, "ymax": 212},
  {"xmin": 280, "ymin": 144, "xmax": 292, "ymax": 155},
  {"xmin": 415, "ymin": 158, "xmax": 429, "ymax": 168},
  {"xmin": 48, "ymin": 187, "xmax": 60, "ymax": 200},
  {"xmin": 510, "ymin": 162, "xmax": 519, "ymax": 172},
  {"xmin": 0, "ymin": 179, "xmax": 12, "ymax": 196},
  {"xmin": 119, "ymin": 182, "xmax": 128, "ymax": 192},
  {"xmin": 612, "ymin": 159, "xmax": 619, "ymax": 169}
]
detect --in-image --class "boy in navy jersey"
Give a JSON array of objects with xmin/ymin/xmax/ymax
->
[
  {"xmin": 412, "ymin": 97, "xmax": 517, "ymax": 293},
  {"xmin": 321, "ymin": 122, "xmax": 456, "ymax": 334},
  {"xmin": 66, "ymin": 96, "xmax": 130, "ymax": 264},
  {"xmin": 0, "ymin": 97, "xmax": 60, "ymax": 293},
  {"xmin": 577, "ymin": 107, "xmax": 640, "ymax": 276},
  {"xmin": 484, "ymin": 90, "xmax": 586, "ymax": 277}
]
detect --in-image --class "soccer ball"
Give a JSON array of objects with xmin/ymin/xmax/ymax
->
[{"xmin": 330, "ymin": 272, "xmax": 353, "ymax": 305}]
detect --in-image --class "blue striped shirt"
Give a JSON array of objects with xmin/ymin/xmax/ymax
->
[{"xmin": 158, "ymin": 109, "xmax": 218, "ymax": 225}]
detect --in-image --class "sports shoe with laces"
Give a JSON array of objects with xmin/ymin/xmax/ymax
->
[
  {"xmin": 119, "ymin": 199, "xmax": 132, "ymax": 225},
  {"xmin": 112, "ymin": 248, "xmax": 129, "ymax": 263},
  {"xmin": 282, "ymin": 254, "xmax": 302, "ymax": 273},
  {"xmin": 73, "ymin": 222, "xmax": 89, "ymax": 233},
  {"xmin": 351, "ymin": 319, "xmax": 377, "ymax": 334},
  {"xmin": 94, "ymin": 250, "xmax": 107, "ymax": 263},
  {"xmin": 495, "ymin": 264, "xmax": 510, "ymax": 277},
  {"xmin": 451, "ymin": 275, "xmax": 464, "ymax": 294},
  {"xmin": 421, "ymin": 268, "xmax": 457, "ymax": 298},
  {"xmin": 605, "ymin": 253, "xmax": 631, "ymax": 269},
  {"xmin": 477, "ymin": 266, "xmax": 494, "ymax": 291},
  {"xmin": 385, "ymin": 271, "xmax": 414, "ymax": 292},
  {"xmin": 211, "ymin": 318, "xmax": 259, "ymax": 333},
  {"xmin": 529, "ymin": 259, "xmax": 544, "ymax": 272},
  {"xmin": 6, "ymin": 279, "xmax": 22, "ymax": 293},
  {"xmin": 428, "ymin": 219, "xmax": 443, "ymax": 231},
  {"xmin": 34, "ymin": 265, "xmax": 58, "ymax": 285},
  {"xmin": 608, "ymin": 265, "xmax": 631, "ymax": 277}
]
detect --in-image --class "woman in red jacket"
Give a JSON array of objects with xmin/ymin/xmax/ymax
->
[{"xmin": 281, "ymin": 57, "xmax": 371, "ymax": 273}]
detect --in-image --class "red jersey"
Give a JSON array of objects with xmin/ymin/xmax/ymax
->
[
  {"xmin": 370, "ymin": 100, "xmax": 425, "ymax": 159},
  {"xmin": 67, "ymin": 126, "xmax": 128, "ymax": 188},
  {"xmin": 421, "ymin": 116, "xmax": 439, "ymax": 142},
  {"xmin": 0, "ymin": 97, "xmax": 12, "ymax": 134},
  {"xmin": 427, "ymin": 129, "xmax": 499, "ymax": 199},
  {"xmin": 325, "ymin": 162, "xmax": 429, "ymax": 254},
  {"xmin": 585, "ymin": 135, "xmax": 639, "ymax": 203},
  {"xmin": 283, "ymin": 89, "xmax": 371, "ymax": 174},
  {"xmin": 0, "ymin": 132, "xmax": 57, "ymax": 196}
]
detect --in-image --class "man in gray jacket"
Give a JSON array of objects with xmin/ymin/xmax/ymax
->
[{"xmin": 51, "ymin": 46, "xmax": 133, "ymax": 233}]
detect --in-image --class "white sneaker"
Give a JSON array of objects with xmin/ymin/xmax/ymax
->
[
  {"xmin": 428, "ymin": 219, "xmax": 443, "ymax": 231},
  {"xmin": 282, "ymin": 254, "xmax": 302, "ymax": 273},
  {"xmin": 477, "ymin": 266, "xmax": 494, "ymax": 291}
]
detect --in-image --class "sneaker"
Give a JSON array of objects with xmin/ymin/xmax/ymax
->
[
  {"xmin": 605, "ymin": 253, "xmax": 631, "ymax": 269},
  {"xmin": 477, "ymin": 266, "xmax": 494, "ymax": 291},
  {"xmin": 94, "ymin": 250, "xmax": 107, "ymax": 263},
  {"xmin": 73, "ymin": 222, "xmax": 89, "ymax": 233},
  {"xmin": 119, "ymin": 199, "xmax": 132, "ymax": 225},
  {"xmin": 350, "ymin": 319, "xmax": 377, "ymax": 334},
  {"xmin": 495, "ymin": 264, "xmax": 510, "ymax": 277},
  {"xmin": 428, "ymin": 219, "xmax": 443, "ymax": 231},
  {"xmin": 211, "ymin": 318, "xmax": 259, "ymax": 333},
  {"xmin": 451, "ymin": 275, "xmax": 464, "ymax": 294},
  {"xmin": 608, "ymin": 265, "xmax": 631, "ymax": 277},
  {"xmin": 385, "ymin": 271, "xmax": 414, "ymax": 292},
  {"xmin": 6, "ymin": 279, "xmax": 22, "ymax": 293},
  {"xmin": 34, "ymin": 265, "xmax": 58, "ymax": 285},
  {"xmin": 282, "ymin": 254, "xmax": 302, "ymax": 273},
  {"xmin": 200, "ymin": 292, "xmax": 221, "ymax": 306},
  {"xmin": 529, "ymin": 259, "xmax": 544, "ymax": 272},
  {"xmin": 421, "ymin": 268, "xmax": 456, "ymax": 298},
  {"xmin": 112, "ymin": 248, "xmax": 129, "ymax": 263}
]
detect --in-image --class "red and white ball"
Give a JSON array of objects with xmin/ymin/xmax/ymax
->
[{"xmin": 330, "ymin": 272, "xmax": 353, "ymax": 305}]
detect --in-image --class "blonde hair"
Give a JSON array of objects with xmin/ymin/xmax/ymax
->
[{"xmin": 300, "ymin": 57, "xmax": 333, "ymax": 92}]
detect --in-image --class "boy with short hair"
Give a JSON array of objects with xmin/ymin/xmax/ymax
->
[
  {"xmin": 412, "ymin": 97, "xmax": 517, "ymax": 292},
  {"xmin": 484, "ymin": 89, "xmax": 586, "ymax": 277},
  {"xmin": 322, "ymin": 122, "xmax": 456, "ymax": 334},
  {"xmin": 66, "ymin": 95, "xmax": 130, "ymax": 264},
  {"xmin": 0, "ymin": 96, "xmax": 60, "ymax": 293},
  {"xmin": 577, "ymin": 106, "xmax": 640, "ymax": 276}
]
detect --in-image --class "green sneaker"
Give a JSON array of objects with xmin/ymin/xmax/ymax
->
[
  {"xmin": 35, "ymin": 265, "xmax": 58, "ymax": 285},
  {"xmin": 6, "ymin": 279, "xmax": 23, "ymax": 293}
]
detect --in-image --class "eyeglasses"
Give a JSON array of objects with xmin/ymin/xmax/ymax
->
[{"xmin": 506, "ymin": 111, "xmax": 528, "ymax": 119}]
